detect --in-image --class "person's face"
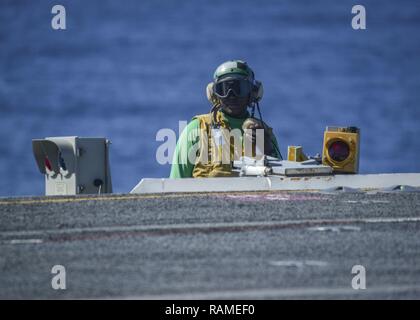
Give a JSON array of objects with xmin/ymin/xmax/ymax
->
[
  {"xmin": 220, "ymin": 90, "xmax": 250, "ymax": 117},
  {"xmin": 214, "ymin": 76, "xmax": 251, "ymax": 117}
]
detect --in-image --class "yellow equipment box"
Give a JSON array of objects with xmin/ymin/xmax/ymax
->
[
  {"xmin": 322, "ymin": 126, "xmax": 360, "ymax": 173},
  {"xmin": 287, "ymin": 146, "xmax": 308, "ymax": 162}
]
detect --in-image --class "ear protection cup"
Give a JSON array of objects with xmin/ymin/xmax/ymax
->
[
  {"xmin": 206, "ymin": 82, "xmax": 215, "ymax": 103},
  {"xmin": 252, "ymin": 80, "xmax": 263, "ymax": 102}
]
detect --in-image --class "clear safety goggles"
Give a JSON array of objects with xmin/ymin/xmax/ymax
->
[{"xmin": 214, "ymin": 78, "xmax": 253, "ymax": 98}]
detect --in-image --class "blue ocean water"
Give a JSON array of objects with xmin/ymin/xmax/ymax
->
[{"xmin": 0, "ymin": 0, "xmax": 419, "ymax": 196}]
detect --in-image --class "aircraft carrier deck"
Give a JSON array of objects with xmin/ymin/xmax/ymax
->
[{"xmin": 1, "ymin": 190, "xmax": 420, "ymax": 299}]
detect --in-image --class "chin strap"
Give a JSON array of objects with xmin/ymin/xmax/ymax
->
[
  {"xmin": 209, "ymin": 103, "xmax": 221, "ymax": 128},
  {"xmin": 250, "ymin": 103, "xmax": 256, "ymax": 118}
]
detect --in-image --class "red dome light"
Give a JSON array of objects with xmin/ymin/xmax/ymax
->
[{"xmin": 328, "ymin": 140, "xmax": 350, "ymax": 162}]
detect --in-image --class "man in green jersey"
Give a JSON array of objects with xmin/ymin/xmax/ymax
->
[{"xmin": 170, "ymin": 60, "xmax": 281, "ymax": 178}]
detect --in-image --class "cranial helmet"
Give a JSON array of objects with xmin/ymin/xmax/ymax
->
[{"xmin": 206, "ymin": 60, "xmax": 263, "ymax": 106}]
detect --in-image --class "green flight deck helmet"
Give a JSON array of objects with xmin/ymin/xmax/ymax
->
[
  {"xmin": 213, "ymin": 60, "xmax": 255, "ymax": 82},
  {"xmin": 208, "ymin": 60, "xmax": 263, "ymax": 110}
]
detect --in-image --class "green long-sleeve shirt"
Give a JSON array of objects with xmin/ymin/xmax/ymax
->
[{"xmin": 169, "ymin": 112, "xmax": 280, "ymax": 178}]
